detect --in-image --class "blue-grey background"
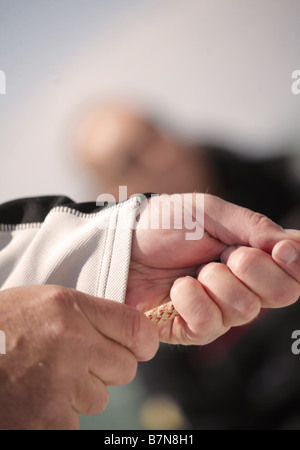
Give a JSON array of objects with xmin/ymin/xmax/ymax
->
[
  {"xmin": 1, "ymin": 0, "xmax": 300, "ymax": 204},
  {"xmin": 0, "ymin": 0, "xmax": 300, "ymax": 430}
]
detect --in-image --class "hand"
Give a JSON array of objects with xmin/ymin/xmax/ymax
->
[
  {"xmin": 0, "ymin": 285, "xmax": 159, "ymax": 430},
  {"xmin": 127, "ymin": 193, "xmax": 300, "ymax": 345}
]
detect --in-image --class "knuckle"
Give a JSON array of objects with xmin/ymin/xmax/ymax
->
[
  {"xmin": 196, "ymin": 308, "xmax": 219, "ymax": 330},
  {"xmin": 46, "ymin": 284, "xmax": 70, "ymax": 306},
  {"xmin": 121, "ymin": 357, "xmax": 138, "ymax": 385},
  {"xmin": 43, "ymin": 312, "xmax": 68, "ymax": 345},
  {"xmin": 43, "ymin": 286, "xmax": 82, "ymax": 345},
  {"xmin": 125, "ymin": 308, "xmax": 145, "ymax": 351},
  {"xmin": 290, "ymin": 283, "xmax": 300, "ymax": 305},
  {"xmin": 249, "ymin": 211, "xmax": 271, "ymax": 229},
  {"xmin": 191, "ymin": 301, "xmax": 221, "ymax": 334},
  {"xmin": 87, "ymin": 386, "xmax": 110, "ymax": 415},
  {"xmin": 198, "ymin": 262, "xmax": 224, "ymax": 283},
  {"xmin": 123, "ymin": 308, "xmax": 158, "ymax": 361},
  {"xmin": 277, "ymin": 280, "xmax": 300, "ymax": 307},
  {"xmin": 227, "ymin": 247, "xmax": 256, "ymax": 277},
  {"xmin": 45, "ymin": 285, "xmax": 71, "ymax": 320},
  {"xmin": 233, "ymin": 293, "xmax": 261, "ymax": 324},
  {"xmin": 79, "ymin": 394, "xmax": 96, "ymax": 416}
]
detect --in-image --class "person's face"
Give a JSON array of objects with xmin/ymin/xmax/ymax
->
[{"xmin": 74, "ymin": 108, "xmax": 191, "ymax": 197}]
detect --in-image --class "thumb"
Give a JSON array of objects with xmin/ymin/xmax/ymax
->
[
  {"xmin": 204, "ymin": 194, "xmax": 288, "ymax": 253},
  {"xmin": 70, "ymin": 291, "xmax": 159, "ymax": 362},
  {"xmin": 272, "ymin": 239, "xmax": 300, "ymax": 283}
]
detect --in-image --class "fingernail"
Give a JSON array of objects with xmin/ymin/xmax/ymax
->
[{"xmin": 275, "ymin": 242, "xmax": 298, "ymax": 264}]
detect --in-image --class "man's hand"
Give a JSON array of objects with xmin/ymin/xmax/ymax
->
[
  {"xmin": 127, "ymin": 193, "xmax": 300, "ymax": 344},
  {"xmin": 0, "ymin": 285, "xmax": 159, "ymax": 430}
]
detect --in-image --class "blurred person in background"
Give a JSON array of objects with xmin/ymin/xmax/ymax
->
[{"xmin": 72, "ymin": 101, "xmax": 300, "ymax": 430}]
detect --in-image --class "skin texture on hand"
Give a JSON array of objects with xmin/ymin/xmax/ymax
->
[
  {"xmin": 127, "ymin": 193, "xmax": 300, "ymax": 345},
  {"xmin": 0, "ymin": 193, "xmax": 299, "ymax": 430},
  {"xmin": 0, "ymin": 285, "xmax": 159, "ymax": 430}
]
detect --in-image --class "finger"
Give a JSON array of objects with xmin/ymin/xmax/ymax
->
[
  {"xmin": 70, "ymin": 292, "xmax": 159, "ymax": 362},
  {"xmin": 72, "ymin": 372, "xmax": 109, "ymax": 416},
  {"xmin": 223, "ymin": 246, "xmax": 300, "ymax": 308},
  {"xmin": 204, "ymin": 194, "xmax": 288, "ymax": 253},
  {"xmin": 88, "ymin": 331, "xmax": 138, "ymax": 386},
  {"xmin": 197, "ymin": 262, "xmax": 261, "ymax": 327},
  {"xmin": 170, "ymin": 276, "xmax": 229, "ymax": 345},
  {"xmin": 272, "ymin": 239, "xmax": 300, "ymax": 282},
  {"xmin": 284, "ymin": 229, "xmax": 300, "ymax": 242}
]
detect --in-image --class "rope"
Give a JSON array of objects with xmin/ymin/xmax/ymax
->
[{"xmin": 145, "ymin": 301, "xmax": 179, "ymax": 325}]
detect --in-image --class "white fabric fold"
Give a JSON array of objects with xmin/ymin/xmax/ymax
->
[{"xmin": 0, "ymin": 196, "xmax": 143, "ymax": 303}]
